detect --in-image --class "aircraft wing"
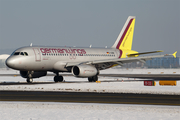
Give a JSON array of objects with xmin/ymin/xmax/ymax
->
[
  {"xmin": 89, "ymin": 54, "xmax": 176, "ymax": 70},
  {"xmin": 88, "ymin": 54, "xmax": 170, "ymax": 65},
  {"xmin": 87, "ymin": 54, "xmax": 172, "ymax": 65},
  {"xmin": 66, "ymin": 53, "xmax": 176, "ymax": 69}
]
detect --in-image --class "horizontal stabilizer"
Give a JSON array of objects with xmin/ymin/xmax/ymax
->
[{"xmin": 127, "ymin": 50, "xmax": 163, "ymax": 57}]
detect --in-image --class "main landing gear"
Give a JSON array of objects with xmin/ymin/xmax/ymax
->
[
  {"xmin": 88, "ymin": 75, "xmax": 98, "ymax": 82},
  {"xmin": 54, "ymin": 73, "xmax": 64, "ymax": 82}
]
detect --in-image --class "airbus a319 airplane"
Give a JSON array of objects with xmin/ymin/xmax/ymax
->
[{"xmin": 6, "ymin": 16, "xmax": 177, "ymax": 83}]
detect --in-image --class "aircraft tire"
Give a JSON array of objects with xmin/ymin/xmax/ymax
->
[
  {"xmin": 92, "ymin": 75, "xmax": 98, "ymax": 82},
  {"xmin": 88, "ymin": 75, "xmax": 98, "ymax": 82},
  {"xmin": 88, "ymin": 77, "xmax": 93, "ymax": 82},
  {"xmin": 54, "ymin": 76, "xmax": 63, "ymax": 82},
  {"xmin": 27, "ymin": 78, "xmax": 33, "ymax": 83},
  {"xmin": 54, "ymin": 76, "xmax": 59, "ymax": 82},
  {"xmin": 58, "ymin": 76, "xmax": 63, "ymax": 82}
]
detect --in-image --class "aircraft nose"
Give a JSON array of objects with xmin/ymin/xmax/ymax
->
[{"xmin": 6, "ymin": 57, "xmax": 16, "ymax": 68}]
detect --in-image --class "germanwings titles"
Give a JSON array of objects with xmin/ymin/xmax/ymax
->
[
  {"xmin": 6, "ymin": 16, "xmax": 176, "ymax": 83},
  {"xmin": 40, "ymin": 48, "xmax": 87, "ymax": 54}
]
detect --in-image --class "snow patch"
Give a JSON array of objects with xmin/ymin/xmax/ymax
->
[
  {"xmin": 0, "ymin": 102, "xmax": 179, "ymax": 120},
  {"xmin": 0, "ymin": 69, "xmax": 180, "ymax": 95}
]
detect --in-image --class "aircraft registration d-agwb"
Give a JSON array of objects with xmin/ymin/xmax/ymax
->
[{"xmin": 6, "ymin": 16, "xmax": 177, "ymax": 83}]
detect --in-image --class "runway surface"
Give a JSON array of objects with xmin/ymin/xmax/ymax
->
[
  {"xmin": 1, "ymin": 74, "xmax": 180, "ymax": 80},
  {"xmin": 101, "ymin": 74, "xmax": 180, "ymax": 80},
  {"xmin": 0, "ymin": 80, "xmax": 153, "ymax": 85},
  {"xmin": 0, "ymin": 91, "xmax": 179, "ymax": 106}
]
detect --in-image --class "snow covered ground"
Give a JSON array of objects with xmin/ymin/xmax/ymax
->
[
  {"xmin": 0, "ymin": 69, "xmax": 180, "ymax": 95},
  {"xmin": 1, "ymin": 68, "xmax": 180, "ymax": 74},
  {"xmin": 101, "ymin": 68, "xmax": 180, "ymax": 74},
  {"xmin": 0, "ymin": 102, "xmax": 180, "ymax": 120},
  {"xmin": 0, "ymin": 69, "xmax": 180, "ymax": 120},
  {"xmin": 0, "ymin": 75, "xmax": 180, "ymax": 95}
]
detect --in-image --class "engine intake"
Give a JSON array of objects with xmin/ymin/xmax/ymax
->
[{"xmin": 72, "ymin": 65, "xmax": 98, "ymax": 77}]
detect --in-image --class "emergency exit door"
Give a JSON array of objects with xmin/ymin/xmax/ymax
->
[{"xmin": 33, "ymin": 48, "xmax": 41, "ymax": 61}]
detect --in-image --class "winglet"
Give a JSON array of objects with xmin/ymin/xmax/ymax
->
[{"xmin": 172, "ymin": 51, "xmax": 177, "ymax": 58}]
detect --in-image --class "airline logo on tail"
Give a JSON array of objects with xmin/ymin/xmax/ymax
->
[
  {"xmin": 119, "ymin": 18, "xmax": 135, "ymax": 50},
  {"xmin": 112, "ymin": 16, "xmax": 136, "ymax": 58},
  {"xmin": 112, "ymin": 16, "xmax": 163, "ymax": 58},
  {"xmin": 112, "ymin": 16, "xmax": 135, "ymax": 51}
]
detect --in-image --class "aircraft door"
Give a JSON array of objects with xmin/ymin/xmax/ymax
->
[{"xmin": 33, "ymin": 48, "xmax": 41, "ymax": 61}]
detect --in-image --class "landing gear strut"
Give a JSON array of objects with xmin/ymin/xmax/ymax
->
[
  {"xmin": 54, "ymin": 73, "xmax": 64, "ymax": 82},
  {"xmin": 88, "ymin": 75, "xmax": 98, "ymax": 82},
  {"xmin": 26, "ymin": 71, "xmax": 33, "ymax": 83}
]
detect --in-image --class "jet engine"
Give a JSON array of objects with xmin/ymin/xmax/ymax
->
[
  {"xmin": 72, "ymin": 65, "xmax": 98, "ymax": 77},
  {"xmin": 20, "ymin": 71, "xmax": 47, "ymax": 78}
]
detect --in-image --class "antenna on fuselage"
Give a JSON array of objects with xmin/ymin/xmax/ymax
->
[{"xmin": 30, "ymin": 43, "xmax": 33, "ymax": 46}]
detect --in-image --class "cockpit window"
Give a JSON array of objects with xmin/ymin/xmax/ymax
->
[
  {"xmin": 14, "ymin": 52, "xmax": 20, "ymax": 55},
  {"xmin": 13, "ymin": 52, "xmax": 28, "ymax": 56},
  {"xmin": 20, "ymin": 52, "xmax": 24, "ymax": 55},
  {"xmin": 24, "ymin": 52, "xmax": 28, "ymax": 56}
]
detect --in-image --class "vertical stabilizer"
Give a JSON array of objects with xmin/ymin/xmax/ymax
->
[{"xmin": 112, "ymin": 16, "xmax": 135, "ymax": 50}]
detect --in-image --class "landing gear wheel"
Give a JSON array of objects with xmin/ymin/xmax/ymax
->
[
  {"xmin": 88, "ymin": 75, "xmax": 98, "ymax": 82},
  {"xmin": 58, "ymin": 76, "xmax": 63, "ymax": 82},
  {"xmin": 92, "ymin": 75, "xmax": 98, "ymax": 82},
  {"xmin": 54, "ymin": 76, "xmax": 64, "ymax": 82},
  {"xmin": 88, "ymin": 77, "xmax": 93, "ymax": 82},
  {"xmin": 54, "ymin": 76, "xmax": 59, "ymax": 82},
  {"xmin": 27, "ymin": 78, "xmax": 33, "ymax": 83}
]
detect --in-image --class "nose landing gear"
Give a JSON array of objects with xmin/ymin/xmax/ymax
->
[
  {"xmin": 27, "ymin": 78, "xmax": 33, "ymax": 83},
  {"xmin": 26, "ymin": 71, "xmax": 33, "ymax": 83}
]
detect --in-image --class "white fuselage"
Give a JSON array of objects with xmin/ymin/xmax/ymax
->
[{"xmin": 6, "ymin": 46, "xmax": 121, "ymax": 72}]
